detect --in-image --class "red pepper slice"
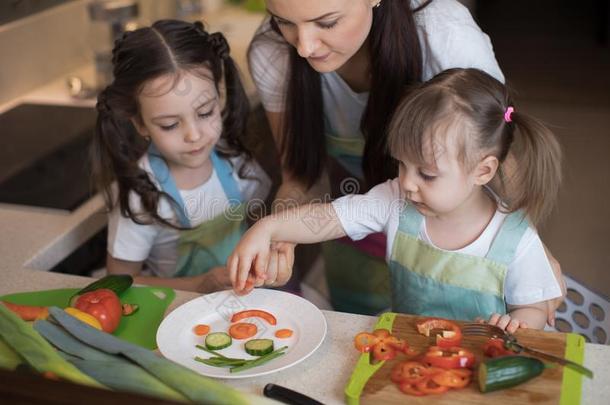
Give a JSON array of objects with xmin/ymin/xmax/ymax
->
[
  {"xmin": 431, "ymin": 369, "xmax": 472, "ymax": 388},
  {"xmin": 354, "ymin": 332, "xmax": 378, "ymax": 353},
  {"xmin": 483, "ymin": 337, "xmax": 514, "ymax": 358},
  {"xmin": 391, "ymin": 361, "xmax": 429, "ymax": 384},
  {"xmin": 74, "ymin": 289, "xmax": 122, "ymax": 333},
  {"xmin": 423, "ymin": 346, "xmax": 476, "ymax": 369},
  {"xmin": 230, "ymin": 309, "xmax": 277, "ymax": 325},
  {"xmin": 416, "ymin": 376, "xmax": 450, "ymax": 395},
  {"xmin": 372, "ymin": 341, "xmax": 397, "ymax": 361},
  {"xmin": 399, "ymin": 382, "xmax": 427, "ymax": 396},
  {"xmin": 416, "ymin": 318, "xmax": 463, "ymax": 348},
  {"xmin": 354, "ymin": 329, "xmax": 410, "ymax": 361}
]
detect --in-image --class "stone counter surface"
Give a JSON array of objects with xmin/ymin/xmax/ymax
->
[{"xmin": 0, "ymin": 268, "xmax": 608, "ymax": 404}]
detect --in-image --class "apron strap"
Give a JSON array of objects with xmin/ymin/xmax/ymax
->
[
  {"xmin": 397, "ymin": 203, "xmax": 423, "ymax": 237},
  {"xmin": 486, "ymin": 210, "xmax": 529, "ymax": 266},
  {"xmin": 147, "ymin": 144, "xmax": 190, "ymax": 228},
  {"xmin": 210, "ymin": 150, "xmax": 243, "ymax": 204}
]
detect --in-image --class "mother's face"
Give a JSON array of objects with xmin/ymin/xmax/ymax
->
[{"xmin": 266, "ymin": 0, "xmax": 380, "ymax": 73}]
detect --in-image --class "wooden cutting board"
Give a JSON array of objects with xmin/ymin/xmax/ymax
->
[{"xmin": 345, "ymin": 313, "xmax": 586, "ymax": 405}]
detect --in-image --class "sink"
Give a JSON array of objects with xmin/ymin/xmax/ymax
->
[{"xmin": 0, "ymin": 103, "xmax": 97, "ymax": 210}]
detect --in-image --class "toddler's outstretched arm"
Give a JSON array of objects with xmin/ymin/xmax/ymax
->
[{"xmin": 228, "ymin": 203, "xmax": 346, "ymax": 294}]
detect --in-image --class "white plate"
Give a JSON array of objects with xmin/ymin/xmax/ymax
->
[{"xmin": 156, "ymin": 289, "xmax": 327, "ymax": 379}]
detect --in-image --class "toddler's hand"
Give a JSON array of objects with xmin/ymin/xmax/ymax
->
[
  {"xmin": 477, "ymin": 313, "xmax": 529, "ymax": 334},
  {"xmin": 228, "ymin": 222, "xmax": 273, "ymax": 295},
  {"xmin": 262, "ymin": 242, "xmax": 295, "ymax": 288}
]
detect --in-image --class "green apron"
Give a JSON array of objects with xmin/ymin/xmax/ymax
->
[
  {"xmin": 389, "ymin": 203, "xmax": 529, "ymax": 321},
  {"xmin": 148, "ymin": 146, "xmax": 247, "ymax": 277},
  {"xmin": 324, "ymin": 133, "xmax": 391, "ymax": 315}
]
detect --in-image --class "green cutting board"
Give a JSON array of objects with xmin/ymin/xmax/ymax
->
[{"xmin": 0, "ymin": 286, "xmax": 175, "ymax": 350}]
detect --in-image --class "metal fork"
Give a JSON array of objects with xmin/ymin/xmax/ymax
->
[{"xmin": 462, "ymin": 323, "xmax": 593, "ymax": 378}]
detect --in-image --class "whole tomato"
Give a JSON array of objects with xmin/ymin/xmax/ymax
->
[{"xmin": 74, "ymin": 289, "xmax": 122, "ymax": 333}]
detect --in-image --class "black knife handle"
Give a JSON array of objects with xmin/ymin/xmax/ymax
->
[{"xmin": 263, "ymin": 383, "xmax": 324, "ymax": 405}]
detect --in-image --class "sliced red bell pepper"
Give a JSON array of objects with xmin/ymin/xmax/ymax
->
[
  {"xmin": 416, "ymin": 377, "xmax": 450, "ymax": 395},
  {"xmin": 391, "ymin": 361, "xmax": 429, "ymax": 384},
  {"xmin": 423, "ymin": 346, "xmax": 476, "ymax": 369},
  {"xmin": 74, "ymin": 289, "xmax": 122, "ymax": 333},
  {"xmin": 399, "ymin": 382, "xmax": 426, "ymax": 396},
  {"xmin": 230, "ymin": 309, "xmax": 277, "ymax": 325},
  {"xmin": 483, "ymin": 337, "xmax": 514, "ymax": 358},
  {"xmin": 431, "ymin": 369, "xmax": 472, "ymax": 388},
  {"xmin": 416, "ymin": 318, "xmax": 463, "ymax": 348},
  {"xmin": 353, "ymin": 328, "xmax": 410, "ymax": 361}
]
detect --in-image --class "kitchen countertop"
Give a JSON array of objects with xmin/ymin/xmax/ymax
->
[{"xmin": 0, "ymin": 269, "xmax": 609, "ymax": 404}]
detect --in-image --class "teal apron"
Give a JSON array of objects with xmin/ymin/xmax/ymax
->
[
  {"xmin": 389, "ymin": 203, "xmax": 529, "ymax": 321},
  {"xmin": 323, "ymin": 133, "xmax": 391, "ymax": 315},
  {"xmin": 148, "ymin": 146, "xmax": 247, "ymax": 277}
]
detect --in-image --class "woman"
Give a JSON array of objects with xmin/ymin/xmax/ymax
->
[{"xmin": 248, "ymin": 0, "xmax": 565, "ymax": 321}]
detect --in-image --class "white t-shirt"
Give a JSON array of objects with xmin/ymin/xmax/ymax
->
[
  {"xmin": 331, "ymin": 179, "xmax": 563, "ymax": 306},
  {"xmin": 249, "ymin": 0, "xmax": 504, "ymax": 139},
  {"xmin": 107, "ymin": 154, "xmax": 271, "ymax": 277}
]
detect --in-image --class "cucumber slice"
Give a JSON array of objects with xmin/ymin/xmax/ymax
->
[
  {"xmin": 478, "ymin": 355, "xmax": 545, "ymax": 393},
  {"xmin": 245, "ymin": 339, "xmax": 274, "ymax": 356},
  {"xmin": 205, "ymin": 332, "xmax": 232, "ymax": 351}
]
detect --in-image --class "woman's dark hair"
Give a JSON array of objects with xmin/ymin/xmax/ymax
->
[
  {"xmin": 388, "ymin": 68, "xmax": 562, "ymax": 225},
  {"xmin": 92, "ymin": 19, "xmax": 251, "ymax": 229},
  {"xmin": 250, "ymin": 0, "xmax": 431, "ymax": 189}
]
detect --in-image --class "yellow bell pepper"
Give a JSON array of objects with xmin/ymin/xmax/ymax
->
[{"xmin": 64, "ymin": 307, "xmax": 102, "ymax": 330}]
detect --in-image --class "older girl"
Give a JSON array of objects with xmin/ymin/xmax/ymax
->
[{"xmin": 92, "ymin": 20, "xmax": 290, "ymax": 293}]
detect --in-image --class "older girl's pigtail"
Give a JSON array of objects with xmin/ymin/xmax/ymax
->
[
  {"xmin": 91, "ymin": 87, "xmax": 172, "ymax": 227},
  {"xmin": 210, "ymin": 33, "xmax": 251, "ymax": 162},
  {"xmin": 501, "ymin": 109, "xmax": 562, "ymax": 225}
]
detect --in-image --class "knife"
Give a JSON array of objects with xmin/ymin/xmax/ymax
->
[{"xmin": 263, "ymin": 383, "xmax": 324, "ymax": 405}]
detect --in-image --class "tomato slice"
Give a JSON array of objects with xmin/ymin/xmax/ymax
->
[
  {"xmin": 275, "ymin": 328, "xmax": 293, "ymax": 338},
  {"xmin": 423, "ymin": 346, "xmax": 476, "ymax": 369},
  {"xmin": 431, "ymin": 369, "xmax": 472, "ymax": 389},
  {"xmin": 483, "ymin": 337, "xmax": 514, "ymax": 358},
  {"xmin": 391, "ymin": 361, "xmax": 429, "ymax": 384},
  {"xmin": 193, "ymin": 324, "xmax": 210, "ymax": 336},
  {"xmin": 416, "ymin": 318, "xmax": 463, "ymax": 348},
  {"xmin": 228, "ymin": 322, "xmax": 258, "ymax": 339},
  {"xmin": 230, "ymin": 309, "xmax": 277, "ymax": 325},
  {"xmin": 416, "ymin": 376, "xmax": 450, "ymax": 395}
]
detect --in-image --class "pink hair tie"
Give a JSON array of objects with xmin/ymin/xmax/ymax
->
[{"xmin": 504, "ymin": 106, "xmax": 514, "ymax": 123}]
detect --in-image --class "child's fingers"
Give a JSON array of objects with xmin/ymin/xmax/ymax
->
[
  {"xmin": 227, "ymin": 254, "xmax": 238, "ymax": 287},
  {"xmin": 520, "ymin": 321, "xmax": 528, "ymax": 329},
  {"xmin": 253, "ymin": 251, "xmax": 269, "ymax": 280},
  {"xmin": 487, "ymin": 313, "xmax": 502, "ymax": 326},
  {"xmin": 495, "ymin": 314, "xmax": 513, "ymax": 331},
  {"xmin": 506, "ymin": 318, "xmax": 521, "ymax": 334},
  {"xmin": 265, "ymin": 250, "xmax": 279, "ymax": 286},
  {"xmin": 275, "ymin": 249, "xmax": 291, "ymax": 286},
  {"xmin": 236, "ymin": 255, "xmax": 254, "ymax": 291}
]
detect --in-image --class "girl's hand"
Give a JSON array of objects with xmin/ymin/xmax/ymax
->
[
  {"xmin": 228, "ymin": 221, "xmax": 274, "ymax": 294},
  {"xmin": 263, "ymin": 242, "xmax": 295, "ymax": 288},
  {"xmin": 543, "ymin": 247, "xmax": 567, "ymax": 327},
  {"xmin": 477, "ymin": 313, "xmax": 529, "ymax": 334}
]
